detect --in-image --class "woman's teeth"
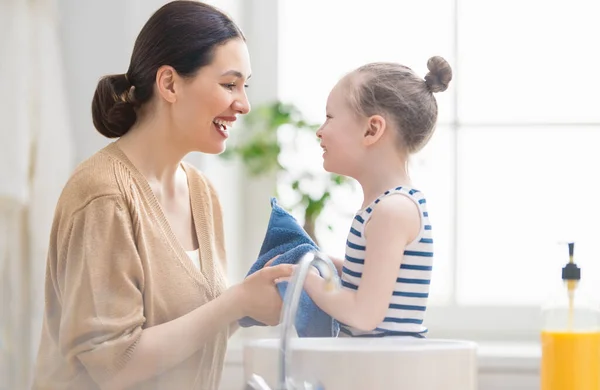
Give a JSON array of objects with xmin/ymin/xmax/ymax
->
[{"xmin": 213, "ymin": 119, "xmax": 233, "ymax": 131}]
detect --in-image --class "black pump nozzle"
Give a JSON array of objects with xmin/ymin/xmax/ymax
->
[
  {"xmin": 562, "ymin": 242, "xmax": 581, "ymax": 281},
  {"xmin": 568, "ymin": 242, "xmax": 574, "ymax": 259}
]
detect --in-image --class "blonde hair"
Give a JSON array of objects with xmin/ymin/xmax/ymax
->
[{"xmin": 345, "ymin": 56, "xmax": 452, "ymax": 153}]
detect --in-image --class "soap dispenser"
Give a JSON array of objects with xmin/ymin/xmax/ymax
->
[{"xmin": 541, "ymin": 242, "xmax": 600, "ymax": 390}]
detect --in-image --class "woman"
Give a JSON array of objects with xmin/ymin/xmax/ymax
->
[{"xmin": 32, "ymin": 1, "xmax": 291, "ymax": 389}]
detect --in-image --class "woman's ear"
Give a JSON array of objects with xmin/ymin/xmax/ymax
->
[
  {"xmin": 155, "ymin": 65, "xmax": 177, "ymax": 103},
  {"xmin": 363, "ymin": 114, "xmax": 386, "ymax": 146}
]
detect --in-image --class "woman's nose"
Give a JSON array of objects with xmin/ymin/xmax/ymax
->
[{"xmin": 233, "ymin": 92, "xmax": 251, "ymax": 114}]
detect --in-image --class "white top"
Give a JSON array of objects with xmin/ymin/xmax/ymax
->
[{"xmin": 186, "ymin": 249, "xmax": 201, "ymax": 270}]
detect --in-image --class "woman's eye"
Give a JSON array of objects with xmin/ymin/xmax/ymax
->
[{"xmin": 222, "ymin": 83, "xmax": 249, "ymax": 91}]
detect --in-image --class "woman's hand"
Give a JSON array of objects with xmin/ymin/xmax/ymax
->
[{"xmin": 234, "ymin": 264, "xmax": 293, "ymax": 326}]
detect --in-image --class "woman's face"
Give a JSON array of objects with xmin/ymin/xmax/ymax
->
[{"xmin": 169, "ymin": 38, "xmax": 252, "ymax": 154}]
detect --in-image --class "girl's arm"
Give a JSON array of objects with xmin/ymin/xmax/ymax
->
[
  {"xmin": 326, "ymin": 255, "xmax": 344, "ymax": 276},
  {"xmin": 302, "ymin": 195, "xmax": 421, "ymax": 331}
]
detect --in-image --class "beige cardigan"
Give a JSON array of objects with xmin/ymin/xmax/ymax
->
[{"xmin": 33, "ymin": 143, "xmax": 230, "ymax": 389}]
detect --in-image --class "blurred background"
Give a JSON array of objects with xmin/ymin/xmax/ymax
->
[{"xmin": 1, "ymin": 0, "xmax": 599, "ymax": 388}]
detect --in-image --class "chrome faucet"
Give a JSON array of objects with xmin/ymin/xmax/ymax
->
[{"xmin": 244, "ymin": 250, "xmax": 339, "ymax": 390}]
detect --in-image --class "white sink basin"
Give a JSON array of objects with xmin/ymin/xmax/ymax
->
[{"xmin": 243, "ymin": 337, "xmax": 478, "ymax": 390}]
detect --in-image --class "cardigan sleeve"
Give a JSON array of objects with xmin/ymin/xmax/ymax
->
[{"xmin": 55, "ymin": 194, "xmax": 145, "ymax": 386}]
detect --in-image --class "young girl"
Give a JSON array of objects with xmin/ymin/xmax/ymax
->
[{"xmin": 300, "ymin": 56, "xmax": 452, "ymax": 338}]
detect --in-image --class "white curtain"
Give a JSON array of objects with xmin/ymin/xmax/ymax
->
[{"xmin": 0, "ymin": 0, "xmax": 74, "ymax": 388}]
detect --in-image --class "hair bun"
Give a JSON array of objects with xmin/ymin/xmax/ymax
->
[
  {"xmin": 91, "ymin": 74, "xmax": 137, "ymax": 138},
  {"xmin": 424, "ymin": 56, "xmax": 452, "ymax": 93}
]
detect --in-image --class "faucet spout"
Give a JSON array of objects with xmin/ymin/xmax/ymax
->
[
  {"xmin": 277, "ymin": 250, "xmax": 339, "ymax": 390},
  {"xmin": 243, "ymin": 250, "xmax": 338, "ymax": 390}
]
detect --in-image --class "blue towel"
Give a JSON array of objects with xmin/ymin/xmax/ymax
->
[{"xmin": 238, "ymin": 198, "xmax": 339, "ymax": 338}]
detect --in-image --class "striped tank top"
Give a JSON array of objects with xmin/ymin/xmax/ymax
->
[{"xmin": 340, "ymin": 185, "xmax": 433, "ymax": 337}]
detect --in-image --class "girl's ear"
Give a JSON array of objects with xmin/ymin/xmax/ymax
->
[{"xmin": 363, "ymin": 114, "xmax": 386, "ymax": 146}]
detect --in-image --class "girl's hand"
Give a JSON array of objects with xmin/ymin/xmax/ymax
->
[
  {"xmin": 264, "ymin": 255, "xmax": 280, "ymax": 267},
  {"xmin": 274, "ymin": 264, "xmax": 320, "ymax": 285}
]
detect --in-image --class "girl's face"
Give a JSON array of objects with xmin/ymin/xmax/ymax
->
[{"xmin": 316, "ymin": 78, "xmax": 368, "ymax": 178}]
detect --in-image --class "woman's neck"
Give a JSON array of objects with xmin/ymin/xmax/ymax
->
[{"xmin": 116, "ymin": 118, "xmax": 187, "ymax": 195}]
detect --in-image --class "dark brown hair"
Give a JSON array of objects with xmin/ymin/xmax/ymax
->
[
  {"xmin": 346, "ymin": 56, "xmax": 453, "ymax": 153},
  {"xmin": 91, "ymin": 1, "xmax": 245, "ymax": 138}
]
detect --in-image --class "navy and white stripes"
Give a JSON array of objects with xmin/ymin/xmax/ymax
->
[{"xmin": 340, "ymin": 186, "xmax": 433, "ymax": 337}]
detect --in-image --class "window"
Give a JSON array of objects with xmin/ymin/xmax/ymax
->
[{"xmin": 277, "ymin": 0, "xmax": 600, "ymax": 339}]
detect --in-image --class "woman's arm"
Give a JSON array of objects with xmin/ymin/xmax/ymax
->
[
  {"xmin": 104, "ymin": 287, "xmax": 240, "ymax": 389},
  {"xmin": 302, "ymin": 195, "xmax": 421, "ymax": 331},
  {"xmin": 104, "ymin": 263, "xmax": 290, "ymax": 390},
  {"xmin": 55, "ymin": 195, "xmax": 292, "ymax": 390},
  {"xmin": 105, "ymin": 263, "xmax": 290, "ymax": 390}
]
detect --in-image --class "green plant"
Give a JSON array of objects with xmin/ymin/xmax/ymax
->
[{"xmin": 220, "ymin": 101, "xmax": 349, "ymax": 245}]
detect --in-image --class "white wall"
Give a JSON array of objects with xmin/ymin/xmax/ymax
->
[{"xmin": 58, "ymin": 0, "xmax": 126, "ymax": 163}]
